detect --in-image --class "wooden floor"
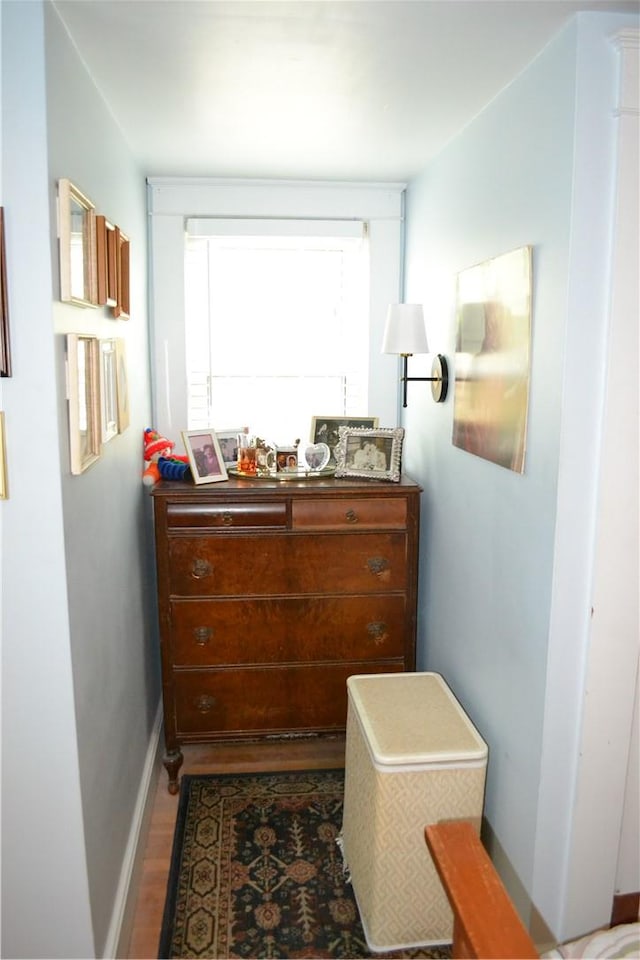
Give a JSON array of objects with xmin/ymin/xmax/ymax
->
[{"xmin": 125, "ymin": 735, "xmax": 346, "ymax": 960}]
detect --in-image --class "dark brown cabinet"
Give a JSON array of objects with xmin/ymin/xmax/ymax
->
[{"xmin": 152, "ymin": 476, "xmax": 421, "ymax": 792}]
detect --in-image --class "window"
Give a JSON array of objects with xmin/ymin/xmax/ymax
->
[
  {"xmin": 148, "ymin": 178, "xmax": 405, "ymax": 438},
  {"xmin": 184, "ymin": 219, "xmax": 368, "ymax": 443}
]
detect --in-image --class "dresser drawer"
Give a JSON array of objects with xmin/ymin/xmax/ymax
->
[
  {"xmin": 166, "ymin": 500, "xmax": 287, "ymax": 530},
  {"xmin": 173, "ymin": 662, "xmax": 406, "ymax": 736},
  {"xmin": 168, "ymin": 533, "xmax": 408, "ymax": 596},
  {"xmin": 292, "ymin": 497, "xmax": 407, "ymax": 531},
  {"xmin": 170, "ymin": 595, "xmax": 407, "ymax": 666}
]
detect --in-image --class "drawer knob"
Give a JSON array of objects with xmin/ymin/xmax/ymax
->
[
  {"xmin": 191, "ymin": 558, "xmax": 213, "ymax": 579},
  {"xmin": 345, "ymin": 509, "xmax": 359, "ymax": 523},
  {"xmin": 367, "ymin": 556, "xmax": 390, "ymax": 576},
  {"xmin": 221, "ymin": 511, "xmax": 233, "ymax": 526},
  {"xmin": 367, "ymin": 621, "xmax": 388, "ymax": 643},
  {"xmin": 194, "ymin": 694, "xmax": 216, "ymax": 713},
  {"xmin": 193, "ymin": 626, "xmax": 213, "ymax": 645}
]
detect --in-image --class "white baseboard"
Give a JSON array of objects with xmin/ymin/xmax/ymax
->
[{"xmin": 103, "ymin": 700, "xmax": 163, "ymax": 959}]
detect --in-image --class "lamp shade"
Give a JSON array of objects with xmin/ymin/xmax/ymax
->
[{"xmin": 381, "ymin": 303, "xmax": 429, "ymax": 355}]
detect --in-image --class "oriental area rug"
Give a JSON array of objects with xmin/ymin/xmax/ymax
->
[{"xmin": 158, "ymin": 770, "xmax": 451, "ymax": 959}]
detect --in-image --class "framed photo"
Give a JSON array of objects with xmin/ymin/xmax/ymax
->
[
  {"xmin": 310, "ymin": 416, "xmax": 379, "ymax": 464},
  {"xmin": 335, "ymin": 426, "xmax": 405, "ymax": 483},
  {"xmin": 0, "ymin": 208, "xmax": 11, "ymax": 377},
  {"xmin": 58, "ymin": 179, "xmax": 97, "ymax": 308},
  {"xmin": 67, "ymin": 333, "xmax": 101, "ymax": 475},
  {"xmin": 276, "ymin": 448, "xmax": 298, "ymax": 473},
  {"xmin": 216, "ymin": 428, "xmax": 243, "ymax": 467},
  {"xmin": 99, "ymin": 338, "xmax": 118, "ymax": 443},
  {"xmin": 182, "ymin": 430, "xmax": 228, "ymax": 484}
]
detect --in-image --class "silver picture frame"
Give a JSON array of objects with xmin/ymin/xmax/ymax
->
[{"xmin": 334, "ymin": 426, "xmax": 404, "ymax": 483}]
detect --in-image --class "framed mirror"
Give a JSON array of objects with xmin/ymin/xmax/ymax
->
[
  {"xmin": 67, "ymin": 333, "xmax": 101, "ymax": 474},
  {"xmin": 58, "ymin": 179, "xmax": 97, "ymax": 307}
]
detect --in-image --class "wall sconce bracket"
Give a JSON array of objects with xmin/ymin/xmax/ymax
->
[{"xmin": 401, "ymin": 354, "xmax": 449, "ymax": 407}]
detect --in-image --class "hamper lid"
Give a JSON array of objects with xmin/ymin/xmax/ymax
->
[{"xmin": 347, "ymin": 672, "xmax": 488, "ymax": 765}]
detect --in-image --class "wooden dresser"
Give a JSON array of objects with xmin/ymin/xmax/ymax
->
[{"xmin": 151, "ymin": 475, "xmax": 421, "ymax": 792}]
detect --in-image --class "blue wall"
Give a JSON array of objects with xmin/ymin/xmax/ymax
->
[
  {"xmin": 1, "ymin": 3, "xmax": 161, "ymax": 956},
  {"xmin": 402, "ymin": 11, "xmax": 637, "ymax": 941},
  {"xmin": 45, "ymin": 4, "xmax": 161, "ymax": 953}
]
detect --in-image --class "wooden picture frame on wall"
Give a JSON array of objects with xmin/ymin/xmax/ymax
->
[
  {"xmin": 58, "ymin": 179, "xmax": 98, "ymax": 308},
  {"xmin": 0, "ymin": 208, "xmax": 11, "ymax": 377},
  {"xmin": 114, "ymin": 227, "xmax": 130, "ymax": 319},
  {"xmin": 115, "ymin": 337, "xmax": 130, "ymax": 433},
  {"xmin": 67, "ymin": 333, "xmax": 101, "ymax": 474},
  {"xmin": 96, "ymin": 215, "xmax": 118, "ymax": 308},
  {"xmin": 100, "ymin": 338, "xmax": 118, "ymax": 443}
]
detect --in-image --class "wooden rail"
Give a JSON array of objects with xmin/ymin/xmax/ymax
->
[{"xmin": 425, "ymin": 820, "xmax": 539, "ymax": 959}]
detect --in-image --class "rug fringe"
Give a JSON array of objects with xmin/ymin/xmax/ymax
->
[{"xmin": 336, "ymin": 831, "xmax": 352, "ymax": 882}]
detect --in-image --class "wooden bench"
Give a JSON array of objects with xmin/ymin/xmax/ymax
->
[{"xmin": 425, "ymin": 820, "xmax": 539, "ymax": 959}]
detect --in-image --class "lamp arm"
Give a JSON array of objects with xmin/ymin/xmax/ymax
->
[{"xmin": 399, "ymin": 354, "xmax": 449, "ymax": 406}]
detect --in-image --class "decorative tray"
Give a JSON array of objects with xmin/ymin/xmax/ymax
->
[{"xmin": 228, "ymin": 466, "xmax": 336, "ymax": 482}]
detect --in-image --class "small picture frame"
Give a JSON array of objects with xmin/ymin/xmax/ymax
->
[
  {"xmin": 334, "ymin": 426, "xmax": 405, "ymax": 483},
  {"xmin": 67, "ymin": 333, "xmax": 101, "ymax": 475},
  {"xmin": 310, "ymin": 416, "xmax": 379, "ymax": 464},
  {"xmin": 96, "ymin": 215, "xmax": 118, "ymax": 308},
  {"xmin": 115, "ymin": 338, "xmax": 129, "ymax": 433},
  {"xmin": 113, "ymin": 227, "xmax": 130, "ymax": 319},
  {"xmin": 303, "ymin": 442, "xmax": 330, "ymax": 471},
  {"xmin": 58, "ymin": 179, "xmax": 98, "ymax": 308},
  {"xmin": 182, "ymin": 429, "xmax": 228, "ymax": 484},
  {"xmin": 276, "ymin": 448, "xmax": 298, "ymax": 473},
  {"xmin": 216, "ymin": 428, "xmax": 243, "ymax": 467},
  {"xmin": 99, "ymin": 338, "xmax": 118, "ymax": 443}
]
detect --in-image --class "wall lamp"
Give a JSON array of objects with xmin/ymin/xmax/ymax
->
[{"xmin": 381, "ymin": 303, "xmax": 449, "ymax": 406}]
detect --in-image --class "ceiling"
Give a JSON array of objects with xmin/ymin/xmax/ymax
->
[{"xmin": 53, "ymin": 0, "xmax": 638, "ymax": 182}]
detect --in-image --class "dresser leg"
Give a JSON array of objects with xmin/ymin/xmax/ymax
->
[{"xmin": 163, "ymin": 748, "xmax": 184, "ymax": 794}]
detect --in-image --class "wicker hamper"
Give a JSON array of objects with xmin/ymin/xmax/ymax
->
[{"xmin": 340, "ymin": 672, "xmax": 488, "ymax": 951}]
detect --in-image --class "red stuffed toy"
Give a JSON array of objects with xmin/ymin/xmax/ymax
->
[{"xmin": 142, "ymin": 428, "xmax": 189, "ymax": 486}]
